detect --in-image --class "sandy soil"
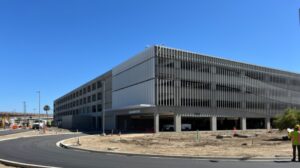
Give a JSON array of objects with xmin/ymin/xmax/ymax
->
[
  {"xmin": 64, "ymin": 130, "xmax": 293, "ymax": 158},
  {"xmin": 0, "ymin": 164, "xmax": 13, "ymax": 168}
]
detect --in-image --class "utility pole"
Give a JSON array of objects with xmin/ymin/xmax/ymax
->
[{"xmin": 102, "ymin": 80, "xmax": 106, "ymax": 136}]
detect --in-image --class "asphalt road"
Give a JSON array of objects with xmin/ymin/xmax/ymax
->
[
  {"xmin": 0, "ymin": 134, "xmax": 298, "ymax": 168},
  {"xmin": 0, "ymin": 129, "xmax": 31, "ymax": 136}
]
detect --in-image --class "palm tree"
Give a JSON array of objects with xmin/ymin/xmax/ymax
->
[{"xmin": 43, "ymin": 105, "xmax": 50, "ymax": 125}]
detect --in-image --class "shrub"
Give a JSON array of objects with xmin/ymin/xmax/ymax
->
[{"xmin": 274, "ymin": 108, "xmax": 300, "ymax": 130}]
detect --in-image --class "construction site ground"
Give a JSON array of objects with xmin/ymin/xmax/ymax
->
[
  {"xmin": 0, "ymin": 127, "xmax": 73, "ymax": 141},
  {"xmin": 64, "ymin": 129, "xmax": 293, "ymax": 158}
]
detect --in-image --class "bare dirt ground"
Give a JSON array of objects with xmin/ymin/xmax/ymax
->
[
  {"xmin": 64, "ymin": 129, "xmax": 293, "ymax": 158},
  {"xmin": 0, "ymin": 163, "xmax": 14, "ymax": 168},
  {"xmin": 0, "ymin": 164, "xmax": 13, "ymax": 168},
  {"xmin": 0, "ymin": 127, "xmax": 73, "ymax": 141}
]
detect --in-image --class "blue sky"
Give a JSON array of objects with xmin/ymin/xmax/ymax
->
[{"xmin": 0, "ymin": 0, "xmax": 299, "ymax": 114}]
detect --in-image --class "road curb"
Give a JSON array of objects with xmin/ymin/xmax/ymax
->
[{"xmin": 58, "ymin": 138, "xmax": 291, "ymax": 162}]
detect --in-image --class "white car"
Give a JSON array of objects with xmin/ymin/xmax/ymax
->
[
  {"xmin": 162, "ymin": 124, "xmax": 192, "ymax": 131},
  {"xmin": 181, "ymin": 124, "xmax": 192, "ymax": 131},
  {"xmin": 32, "ymin": 120, "xmax": 45, "ymax": 129}
]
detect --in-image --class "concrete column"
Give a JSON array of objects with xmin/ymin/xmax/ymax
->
[
  {"xmin": 210, "ymin": 116, "xmax": 217, "ymax": 131},
  {"xmin": 241, "ymin": 117, "xmax": 247, "ymax": 131},
  {"xmin": 265, "ymin": 117, "xmax": 271, "ymax": 130},
  {"xmin": 174, "ymin": 113, "xmax": 182, "ymax": 132},
  {"xmin": 154, "ymin": 113, "xmax": 159, "ymax": 133}
]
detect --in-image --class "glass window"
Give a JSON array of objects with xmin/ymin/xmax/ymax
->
[
  {"xmin": 97, "ymin": 92, "xmax": 102, "ymax": 100},
  {"xmin": 97, "ymin": 104, "xmax": 102, "ymax": 112},
  {"xmin": 92, "ymin": 105, "xmax": 96, "ymax": 112},
  {"xmin": 97, "ymin": 81, "xmax": 102, "ymax": 88},
  {"xmin": 92, "ymin": 94, "xmax": 96, "ymax": 102},
  {"xmin": 92, "ymin": 83, "xmax": 96, "ymax": 90}
]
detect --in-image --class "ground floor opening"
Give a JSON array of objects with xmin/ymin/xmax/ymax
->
[
  {"xmin": 116, "ymin": 115, "xmax": 154, "ymax": 133},
  {"xmin": 246, "ymin": 118, "xmax": 265, "ymax": 129},
  {"xmin": 181, "ymin": 117, "xmax": 210, "ymax": 131},
  {"xmin": 113, "ymin": 113, "xmax": 274, "ymax": 133},
  {"xmin": 217, "ymin": 117, "xmax": 241, "ymax": 130}
]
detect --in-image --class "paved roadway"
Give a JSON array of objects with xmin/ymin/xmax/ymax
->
[
  {"xmin": 0, "ymin": 135, "xmax": 298, "ymax": 168},
  {"xmin": 0, "ymin": 129, "xmax": 30, "ymax": 136}
]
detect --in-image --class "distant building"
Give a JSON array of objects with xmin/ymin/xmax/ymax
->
[{"xmin": 54, "ymin": 46, "xmax": 300, "ymax": 132}]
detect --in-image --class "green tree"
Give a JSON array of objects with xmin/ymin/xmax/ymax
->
[
  {"xmin": 43, "ymin": 105, "xmax": 50, "ymax": 126},
  {"xmin": 274, "ymin": 108, "xmax": 300, "ymax": 130}
]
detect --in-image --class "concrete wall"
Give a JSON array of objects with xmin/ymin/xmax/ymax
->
[
  {"xmin": 61, "ymin": 116, "xmax": 73, "ymax": 129},
  {"xmin": 61, "ymin": 115, "xmax": 93, "ymax": 130},
  {"xmin": 105, "ymin": 114, "xmax": 116, "ymax": 130},
  {"xmin": 72, "ymin": 115, "xmax": 93, "ymax": 130},
  {"xmin": 112, "ymin": 79, "xmax": 155, "ymax": 108}
]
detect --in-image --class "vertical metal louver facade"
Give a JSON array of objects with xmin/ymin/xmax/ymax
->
[{"xmin": 154, "ymin": 46, "xmax": 300, "ymax": 118}]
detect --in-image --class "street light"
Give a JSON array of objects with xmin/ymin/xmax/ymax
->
[
  {"xmin": 23, "ymin": 101, "xmax": 26, "ymax": 116},
  {"xmin": 37, "ymin": 91, "xmax": 40, "ymax": 121},
  {"xmin": 23, "ymin": 101, "xmax": 26, "ymax": 126},
  {"xmin": 102, "ymin": 80, "xmax": 106, "ymax": 136}
]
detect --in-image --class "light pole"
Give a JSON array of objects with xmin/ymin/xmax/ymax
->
[
  {"xmin": 23, "ymin": 101, "xmax": 26, "ymax": 116},
  {"xmin": 102, "ymin": 80, "xmax": 106, "ymax": 136},
  {"xmin": 37, "ymin": 91, "xmax": 40, "ymax": 121},
  {"xmin": 23, "ymin": 101, "xmax": 26, "ymax": 126}
]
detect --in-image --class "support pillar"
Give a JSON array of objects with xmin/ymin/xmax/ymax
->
[
  {"xmin": 241, "ymin": 117, "xmax": 246, "ymax": 131},
  {"xmin": 265, "ymin": 117, "xmax": 271, "ymax": 130},
  {"xmin": 210, "ymin": 116, "xmax": 217, "ymax": 131},
  {"xmin": 174, "ymin": 113, "xmax": 182, "ymax": 132},
  {"xmin": 154, "ymin": 113, "xmax": 159, "ymax": 133}
]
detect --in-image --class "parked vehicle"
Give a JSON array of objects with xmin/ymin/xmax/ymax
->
[
  {"xmin": 32, "ymin": 120, "xmax": 46, "ymax": 129},
  {"xmin": 162, "ymin": 124, "xmax": 192, "ymax": 131},
  {"xmin": 162, "ymin": 124, "xmax": 174, "ymax": 131},
  {"xmin": 181, "ymin": 124, "xmax": 192, "ymax": 131}
]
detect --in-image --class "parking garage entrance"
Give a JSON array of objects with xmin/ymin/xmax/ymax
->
[
  {"xmin": 159, "ymin": 115, "xmax": 174, "ymax": 131},
  {"xmin": 117, "ymin": 114, "xmax": 154, "ymax": 133},
  {"xmin": 217, "ymin": 117, "xmax": 240, "ymax": 130},
  {"xmin": 246, "ymin": 118, "xmax": 265, "ymax": 129},
  {"xmin": 181, "ymin": 117, "xmax": 210, "ymax": 131}
]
